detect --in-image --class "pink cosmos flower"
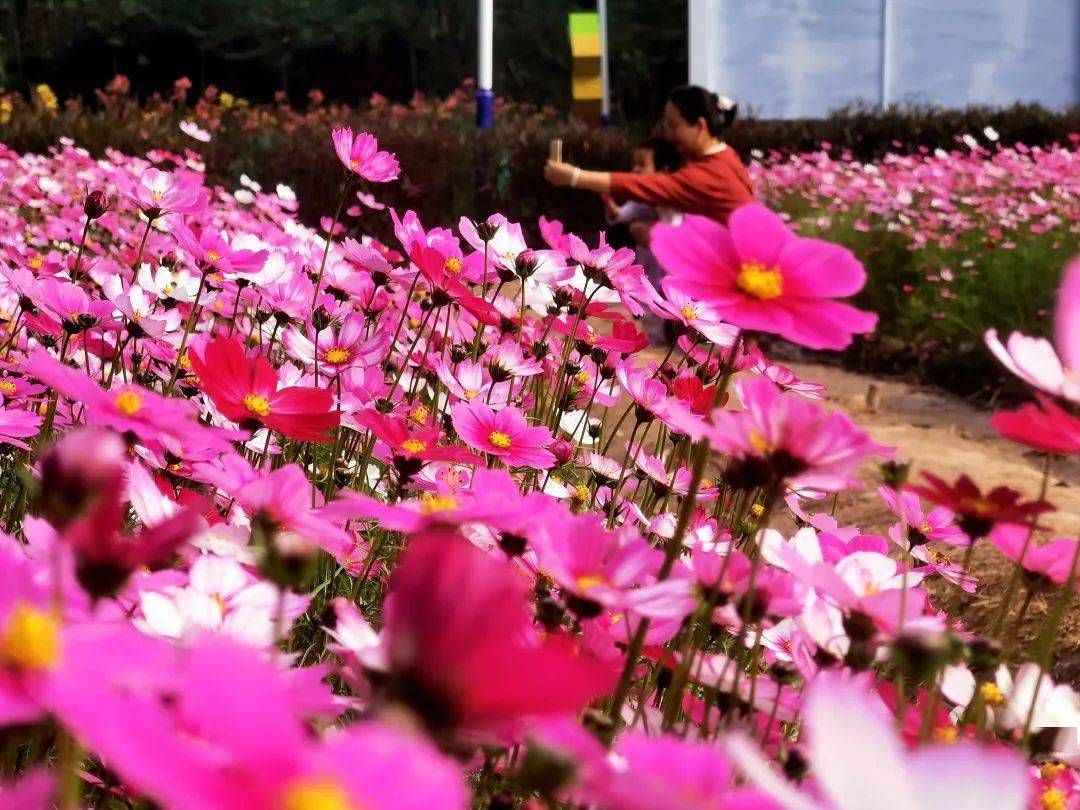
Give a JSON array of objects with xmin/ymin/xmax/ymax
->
[
  {"xmin": 21, "ymin": 348, "xmax": 233, "ymax": 451},
  {"xmin": 990, "ymin": 523, "xmax": 1080, "ymax": 589},
  {"xmin": 878, "ymin": 486, "xmax": 965, "ymax": 547},
  {"xmin": 584, "ymin": 730, "xmax": 768, "ymax": 810},
  {"xmin": 451, "ymin": 400, "xmax": 556, "ymax": 468},
  {"xmin": 434, "ymin": 358, "xmax": 509, "ymax": 405},
  {"xmin": 197, "ymin": 456, "xmax": 345, "ymax": 555},
  {"xmin": 33, "ymin": 279, "xmax": 116, "ymax": 333},
  {"xmin": 728, "ymin": 673, "xmax": 1029, "ymax": 810},
  {"xmin": 652, "ymin": 206, "xmax": 877, "ymax": 350},
  {"xmin": 985, "ymin": 256, "xmax": 1080, "ymax": 403},
  {"xmin": 51, "ymin": 632, "xmax": 464, "ymax": 810},
  {"xmin": 0, "ymin": 407, "xmax": 42, "ymax": 450},
  {"xmin": 179, "ymin": 120, "xmax": 212, "ymax": 142},
  {"xmin": 331, "ymin": 128, "xmax": 401, "ymax": 182},
  {"xmin": 616, "ymin": 364, "xmax": 670, "ymax": 420},
  {"xmin": 172, "ymin": 221, "xmax": 268, "ymax": 276},
  {"xmin": 283, "ymin": 312, "xmax": 389, "ymax": 373},
  {"xmin": 533, "ymin": 512, "xmax": 696, "ymax": 621},
  {"xmin": 709, "ymin": 376, "xmax": 892, "ymax": 492},
  {"xmin": 118, "ymin": 167, "xmax": 203, "ymax": 219}
]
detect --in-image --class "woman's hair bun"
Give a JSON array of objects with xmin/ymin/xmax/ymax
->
[{"xmin": 668, "ymin": 85, "xmax": 738, "ymax": 136}]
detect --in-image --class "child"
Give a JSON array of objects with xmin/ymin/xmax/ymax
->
[{"xmin": 602, "ymin": 138, "xmax": 683, "ymax": 345}]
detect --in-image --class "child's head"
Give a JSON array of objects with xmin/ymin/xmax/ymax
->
[{"xmin": 632, "ymin": 138, "xmax": 681, "ymax": 174}]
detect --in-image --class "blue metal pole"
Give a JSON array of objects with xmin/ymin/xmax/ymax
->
[{"xmin": 477, "ymin": 0, "xmax": 494, "ymax": 130}]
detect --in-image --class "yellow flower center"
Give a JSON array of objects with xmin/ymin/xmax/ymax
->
[
  {"xmin": 463, "ymin": 390, "xmax": 479, "ymax": 400},
  {"xmin": 28, "ymin": 257, "xmax": 43, "ymax": 270},
  {"xmin": 408, "ymin": 405, "xmax": 429, "ymax": 425},
  {"xmin": 680, "ymin": 303, "xmax": 699, "ymax": 321},
  {"xmin": 420, "ymin": 494, "xmax": 459, "ymax": 514},
  {"xmin": 979, "ymin": 682, "xmax": 1006, "ymax": 707},
  {"xmin": 0, "ymin": 381, "xmax": 16, "ymax": 395},
  {"xmin": 571, "ymin": 484, "xmax": 591, "ymax": 503},
  {"xmin": 443, "ymin": 257, "xmax": 463, "ymax": 274},
  {"xmin": 349, "ymin": 160, "xmax": 360, "ymax": 169},
  {"xmin": 280, "ymin": 777, "xmax": 355, "ymax": 810},
  {"xmin": 750, "ymin": 503, "xmax": 766, "ymax": 518},
  {"xmin": 736, "ymin": 262, "xmax": 784, "ymax": 300},
  {"xmin": 401, "ymin": 438, "xmax": 427, "ymax": 454},
  {"xmin": 322, "ymin": 347, "xmax": 350, "ymax": 365},
  {"xmin": 211, "ymin": 593, "xmax": 227, "ymax": 614},
  {"xmin": 0, "ymin": 603, "xmax": 60, "ymax": 671},
  {"xmin": 574, "ymin": 371, "xmax": 591, "ymax": 385},
  {"xmin": 748, "ymin": 431, "xmax": 772, "ymax": 454},
  {"xmin": 488, "ymin": 431, "xmax": 512, "ymax": 449},
  {"xmin": 179, "ymin": 352, "xmax": 192, "ymax": 370},
  {"xmin": 243, "ymin": 394, "xmax": 272, "ymax": 417},
  {"xmin": 931, "ymin": 725, "xmax": 958, "ymax": 744},
  {"xmin": 207, "ymin": 251, "xmax": 221, "ymax": 264},
  {"xmin": 1041, "ymin": 788, "xmax": 1067, "ymax": 810},
  {"xmin": 115, "ymin": 390, "xmax": 143, "ymax": 416},
  {"xmin": 151, "ymin": 190, "xmax": 164, "ymax": 202},
  {"xmin": 576, "ymin": 574, "xmax": 606, "ymax": 592},
  {"xmin": 920, "ymin": 521, "xmax": 933, "ymax": 535},
  {"xmin": 1041, "ymin": 762, "xmax": 1067, "ymax": 780}
]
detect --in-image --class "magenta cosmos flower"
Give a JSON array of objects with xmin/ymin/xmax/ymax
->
[
  {"xmin": 451, "ymin": 400, "xmax": 557, "ymax": 469},
  {"xmin": 709, "ymin": 376, "xmax": 892, "ymax": 492},
  {"xmin": 331, "ymin": 128, "xmax": 401, "ymax": 182},
  {"xmin": 118, "ymin": 167, "xmax": 203, "ymax": 220},
  {"xmin": 380, "ymin": 533, "xmax": 614, "ymax": 738},
  {"xmin": 652, "ymin": 206, "xmax": 877, "ymax": 350}
]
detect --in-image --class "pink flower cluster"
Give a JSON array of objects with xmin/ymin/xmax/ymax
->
[{"xmin": 0, "ymin": 128, "xmax": 1071, "ymax": 810}]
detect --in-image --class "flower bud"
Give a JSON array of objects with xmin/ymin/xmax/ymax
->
[
  {"xmin": 549, "ymin": 438, "xmax": 575, "ymax": 466},
  {"xmin": 880, "ymin": 459, "xmax": 911, "ymax": 489},
  {"xmin": 891, "ymin": 630, "xmax": 952, "ymax": 684},
  {"xmin": 514, "ymin": 251, "xmax": 540, "ymax": 279},
  {"xmin": 83, "ymin": 189, "xmax": 111, "ymax": 220},
  {"xmin": 474, "ymin": 218, "xmax": 501, "ymax": 243},
  {"xmin": 311, "ymin": 306, "xmax": 333, "ymax": 332}
]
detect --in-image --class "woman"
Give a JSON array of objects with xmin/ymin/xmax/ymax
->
[{"xmin": 544, "ymin": 85, "xmax": 754, "ymax": 225}]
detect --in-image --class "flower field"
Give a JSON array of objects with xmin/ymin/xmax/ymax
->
[
  {"xmin": 753, "ymin": 140, "xmax": 1080, "ymax": 392},
  {"xmin": 0, "ymin": 114, "xmax": 1075, "ymax": 810}
]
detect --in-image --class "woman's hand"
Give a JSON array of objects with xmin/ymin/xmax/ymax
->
[
  {"xmin": 602, "ymin": 197, "xmax": 621, "ymax": 225},
  {"xmin": 544, "ymin": 160, "xmax": 576, "ymax": 187}
]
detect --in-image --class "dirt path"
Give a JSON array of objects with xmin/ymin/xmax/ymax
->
[{"xmin": 787, "ymin": 361, "xmax": 1080, "ymax": 539}]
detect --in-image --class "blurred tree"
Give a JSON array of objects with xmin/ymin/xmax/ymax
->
[{"xmin": 0, "ymin": 0, "xmax": 685, "ymax": 124}]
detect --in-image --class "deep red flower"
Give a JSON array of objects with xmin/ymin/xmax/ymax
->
[
  {"xmin": 380, "ymin": 532, "xmax": 615, "ymax": 739},
  {"xmin": 188, "ymin": 337, "xmax": 338, "ymax": 443},
  {"xmin": 907, "ymin": 471, "xmax": 1054, "ymax": 541}
]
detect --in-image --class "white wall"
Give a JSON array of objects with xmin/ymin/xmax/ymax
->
[{"xmin": 689, "ymin": 0, "xmax": 1080, "ymax": 118}]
